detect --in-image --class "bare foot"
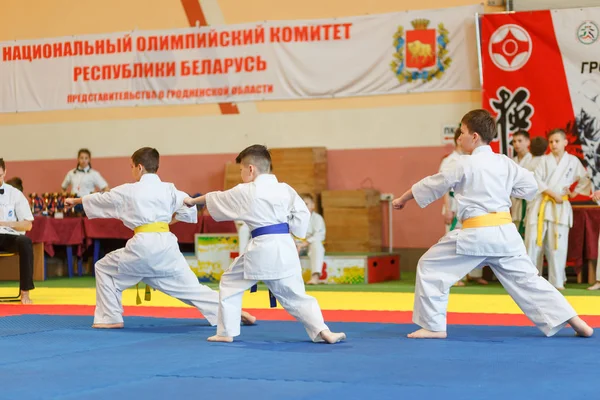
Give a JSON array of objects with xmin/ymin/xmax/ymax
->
[
  {"xmin": 475, "ymin": 278, "xmax": 488, "ymax": 285},
  {"xmin": 241, "ymin": 311, "xmax": 257, "ymax": 325},
  {"xmin": 92, "ymin": 323, "xmax": 124, "ymax": 329},
  {"xmin": 453, "ymin": 280, "xmax": 465, "ymax": 287},
  {"xmin": 207, "ymin": 335, "xmax": 233, "ymax": 343},
  {"xmin": 568, "ymin": 316, "xmax": 594, "ymax": 338},
  {"xmin": 20, "ymin": 291, "xmax": 33, "ymax": 304},
  {"xmin": 306, "ymin": 274, "xmax": 320, "ymax": 285},
  {"xmin": 557, "ymin": 287, "xmax": 565, "ymax": 291},
  {"xmin": 407, "ymin": 328, "xmax": 447, "ymax": 339},
  {"xmin": 587, "ymin": 282, "xmax": 600, "ymax": 291},
  {"xmin": 319, "ymin": 329, "xmax": 346, "ymax": 344}
]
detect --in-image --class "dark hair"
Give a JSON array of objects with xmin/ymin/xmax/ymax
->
[
  {"xmin": 460, "ymin": 109, "xmax": 497, "ymax": 144},
  {"xmin": 547, "ymin": 128, "xmax": 567, "ymax": 140},
  {"xmin": 301, "ymin": 193, "xmax": 314, "ymax": 202},
  {"xmin": 6, "ymin": 177, "xmax": 23, "ymax": 192},
  {"xmin": 0, "ymin": 158, "xmax": 5, "ymax": 171},
  {"xmin": 513, "ymin": 130, "xmax": 530, "ymax": 140},
  {"xmin": 77, "ymin": 148, "xmax": 92, "ymax": 169},
  {"xmin": 454, "ymin": 127, "xmax": 462, "ymax": 145},
  {"xmin": 131, "ymin": 147, "xmax": 160, "ymax": 173},
  {"xmin": 235, "ymin": 145, "xmax": 271, "ymax": 173},
  {"xmin": 530, "ymin": 136, "xmax": 549, "ymax": 156}
]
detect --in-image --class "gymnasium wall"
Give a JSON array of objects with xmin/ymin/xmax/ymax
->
[{"xmin": 0, "ymin": 0, "xmax": 501, "ymax": 251}]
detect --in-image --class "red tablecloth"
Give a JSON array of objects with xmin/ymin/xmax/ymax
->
[
  {"xmin": 568, "ymin": 206, "xmax": 600, "ymax": 267},
  {"xmin": 26, "ymin": 215, "xmax": 237, "ymax": 257},
  {"xmin": 26, "ymin": 216, "xmax": 85, "ymax": 256},
  {"xmin": 83, "ymin": 216, "xmax": 236, "ymax": 244}
]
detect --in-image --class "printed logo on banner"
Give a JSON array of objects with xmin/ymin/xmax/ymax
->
[
  {"xmin": 488, "ymin": 24, "xmax": 532, "ymax": 72},
  {"xmin": 390, "ymin": 19, "xmax": 451, "ymax": 83},
  {"xmin": 489, "ymin": 86, "xmax": 535, "ymax": 155},
  {"xmin": 577, "ymin": 21, "xmax": 599, "ymax": 45}
]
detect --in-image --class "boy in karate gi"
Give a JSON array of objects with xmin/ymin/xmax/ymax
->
[
  {"xmin": 392, "ymin": 110, "xmax": 593, "ymax": 339},
  {"xmin": 184, "ymin": 145, "xmax": 346, "ymax": 344},
  {"xmin": 525, "ymin": 129, "xmax": 592, "ymax": 289},
  {"xmin": 297, "ymin": 194, "xmax": 326, "ymax": 285},
  {"xmin": 66, "ymin": 147, "xmax": 255, "ymax": 328},
  {"xmin": 441, "ymin": 127, "xmax": 487, "ymax": 286}
]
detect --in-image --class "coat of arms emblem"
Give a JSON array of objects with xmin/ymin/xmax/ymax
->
[{"xmin": 390, "ymin": 18, "xmax": 451, "ymax": 82}]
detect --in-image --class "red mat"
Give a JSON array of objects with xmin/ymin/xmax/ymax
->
[{"xmin": 2, "ymin": 304, "xmax": 600, "ymax": 327}]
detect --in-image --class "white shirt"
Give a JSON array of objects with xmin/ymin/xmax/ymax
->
[
  {"xmin": 412, "ymin": 145, "xmax": 538, "ymax": 256},
  {"xmin": 82, "ymin": 174, "xmax": 196, "ymax": 277},
  {"xmin": 306, "ymin": 212, "xmax": 326, "ymax": 243},
  {"xmin": 62, "ymin": 166, "xmax": 108, "ymax": 197},
  {"xmin": 0, "ymin": 183, "xmax": 34, "ymax": 236},
  {"xmin": 206, "ymin": 174, "xmax": 310, "ymax": 280}
]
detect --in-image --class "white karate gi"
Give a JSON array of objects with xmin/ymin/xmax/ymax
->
[
  {"xmin": 206, "ymin": 174, "xmax": 329, "ymax": 340},
  {"xmin": 306, "ymin": 212, "xmax": 326, "ymax": 275},
  {"xmin": 525, "ymin": 153, "xmax": 591, "ymax": 288},
  {"xmin": 83, "ymin": 173, "xmax": 219, "ymax": 325},
  {"xmin": 440, "ymin": 151, "xmax": 483, "ymax": 279},
  {"xmin": 412, "ymin": 145, "xmax": 577, "ymax": 336}
]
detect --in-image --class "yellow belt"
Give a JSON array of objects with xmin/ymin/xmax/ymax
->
[
  {"xmin": 461, "ymin": 212, "xmax": 512, "ymax": 229},
  {"xmin": 537, "ymin": 194, "xmax": 569, "ymax": 250},
  {"xmin": 133, "ymin": 222, "xmax": 169, "ymax": 234},
  {"xmin": 132, "ymin": 222, "xmax": 168, "ymax": 303}
]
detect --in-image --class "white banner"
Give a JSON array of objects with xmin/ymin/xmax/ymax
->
[{"xmin": 0, "ymin": 5, "xmax": 482, "ymax": 113}]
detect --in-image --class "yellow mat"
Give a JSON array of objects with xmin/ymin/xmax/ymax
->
[{"xmin": 2, "ymin": 287, "xmax": 599, "ymax": 315}]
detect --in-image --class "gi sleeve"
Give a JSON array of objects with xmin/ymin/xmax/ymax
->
[
  {"xmin": 82, "ymin": 186, "xmax": 125, "ymax": 219},
  {"xmin": 533, "ymin": 159, "xmax": 549, "ymax": 193},
  {"xmin": 205, "ymin": 184, "xmax": 246, "ymax": 222},
  {"xmin": 412, "ymin": 160, "xmax": 465, "ymax": 209},
  {"xmin": 511, "ymin": 162, "xmax": 538, "ymax": 201},
  {"xmin": 173, "ymin": 189, "xmax": 198, "ymax": 224}
]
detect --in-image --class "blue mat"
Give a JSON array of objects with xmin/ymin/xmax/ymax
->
[{"xmin": 0, "ymin": 315, "xmax": 597, "ymax": 400}]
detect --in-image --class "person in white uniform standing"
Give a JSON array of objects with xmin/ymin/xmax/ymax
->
[
  {"xmin": 525, "ymin": 129, "xmax": 592, "ymax": 289},
  {"xmin": 184, "ymin": 145, "xmax": 345, "ymax": 344},
  {"xmin": 65, "ymin": 147, "xmax": 256, "ymax": 329},
  {"xmin": 441, "ymin": 127, "xmax": 487, "ymax": 286},
  {"xmin": 392, "ymin": 109, "xmax": 593, "ymax": 339},
  {"xmin": 297, "ymin": 193, "xmax": 326, "ymax": 285},
  {"xmin": 61, "ymin": 148, "xmax": 109, "ymax": 197}
]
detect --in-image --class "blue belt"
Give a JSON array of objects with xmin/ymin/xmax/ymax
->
[
  {"xmin": 251, "ymin": 223, "xmax": 290, "ymax": 238},
  {"xmin": 248, "ymin": 223, "xmax": 289, "ymax": 308}
]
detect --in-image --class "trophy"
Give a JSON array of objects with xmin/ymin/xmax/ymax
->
[
  {"xmin": 54, "ymin": 193, "xmax": 64, "ymax": 219},
  {"xmin": 29, "ymin": 193, "xmax": 44, "ymax": 215},
  {"xmin": 42, "ymin": 193, "xmax": 50, "ymax": 216}
]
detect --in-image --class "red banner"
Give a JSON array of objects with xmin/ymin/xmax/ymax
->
[{"xmin": 480, "ymin": 8, "xmax": 600, "ymax": 199}]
